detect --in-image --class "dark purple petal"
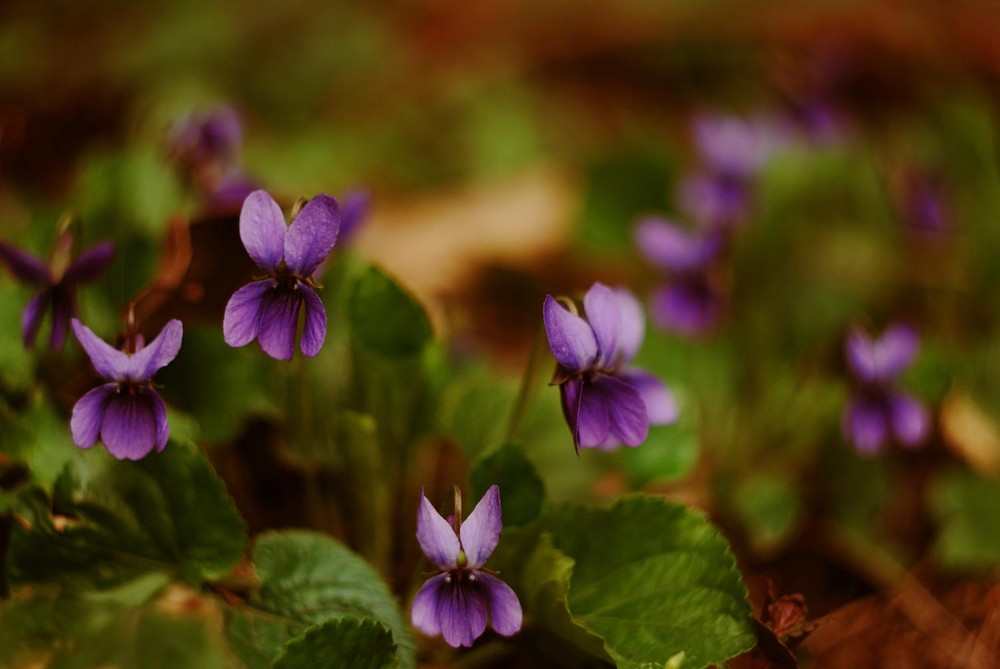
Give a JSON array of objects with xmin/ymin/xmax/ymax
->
[
  {"xmin": 477, "ymin": 572, "xmax": 522, "ymax": 637},
  {"xmin": 437, "ymin": 576, "xmax": 489, "ymax": 648},
  {"xmin": 72, "ymin": 319, "xmax": 130, "ymax": 381},
  {"xmin": 101, "ymin": 389, "xmax": 161, "ymax": 460},
  {"xmin": 613, "ymin": 288, "xmax": 645, "ymax": 363},
  {"xmin": 127, "ymin": 319, "xmax": 183, "ymax": 381},
  {"xmin": 284, "ymin": 194, "xmax": 340, "ymax": 277},
  {"xmin": 223, "ymin": 280, "xmax": 271, "ymax": 348},
  {"xmin": 239, "ymin": 190, "xmax": 287, "ymax": 274},
  {"xmin": 0, "ymin": 241, "xmax": 51, "ymax": 285},
  {"xmin": 889, "ymin": 392, "xmax": 929, "ymax": 448},
  {"xmin": 257, "ymin": 288, "xmax": 302, "ymax": 361},
  {"xmin": 575, "ymin": 380, "xmax": 610, "ymax": 448},
  {"xmin": 576, "ymin": 374, "xmax": 650, "ymax": 449},
  {"xmin": 621, "ymin": 369, "xmax": 678, "ymax": 425},
  {"xmin": 152, "ymin": 389, "xmax": 169, "ymax": 452},
  {"xmin": 63, "ymin": 241, "xmax": 115, "ymax": 283},
  {"xmin": 559, "ymin": 377, "xmax": 584, "ymax": 450},
  {"xmin": 411, "ymin": 573, "xmax": 448, "ymax": 638},
  {"xmin": 634, "ymin": 217, "xmax": 719, "ymax": 272},
  {"xmin": 417, "ymin": 490, "xmax": 460, "ymax": 570},
  {"xmin": 584, "ymin": 283, "xmax": 620, "ymax": 368},
  {"xmin": 70, "ymin": 383, "xmax": 116, "ymax": 449},
  {"xmin": 459, "ymin": 485, "xmax": 501, "ymax": 569},
  {"xmin": 47, "ymin": 286, "xmax": 72, "ymax": 351},
  {"xmin": 21, "ymin": 290, "xmax": 49, "ymax": 349},
  {"xmin": 298, "ymin": 284, "xmax": 326, "ymax": 357},
  {"xmin": 543, "ymin": 295, "xmax": 598, "ymax": 374},
  {"xmin": 650, "ymin": 281, "xmax": 719, "ymax": 336},
  {"xmin": 338, "ymin": 190, "xmax": 370, "ymax": 243},
  {"xmin": 844, "ymin": 397, "xmax": 887, "ymax": 455}
]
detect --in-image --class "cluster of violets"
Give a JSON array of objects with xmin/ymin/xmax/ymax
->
[{"xmin": 0, "ymin": 104, "xmax": 939, "ymax": 649}]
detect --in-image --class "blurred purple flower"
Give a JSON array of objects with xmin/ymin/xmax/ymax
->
[
  {"xmin": 899, "ymin": 172, "xmax": 950, "ymax": 232},
  {"xmin": 412, "ymin": 485, "xmax": 522, "ymax": 648},
  {"xmin": 843, "ymin": 324, "xmax": 929, "ymax": 454},
  {"xmin": 0, "ymin": 232, "xmax": 114, "ymax": 351},
  {"xmin": 635, "ymin": 217, "xmax": 723, "ymax": 337},
  {"xmin": 70, "ymin": 318, "xmax": 182, "ymax": 460},
  {"xmin": 544, "ymin": 282, "xmax": 677, "ymax": 452},
  {"xmin": 338, "ymin": 189, "xmax": 371, "ymax": 244},
  {"xmin": 223, "ymin": 190, "xmax": 340, "ymax": 360},
  {"xmin": 677, "ymin": 171, "xmax": 751, "ymax": 229}
]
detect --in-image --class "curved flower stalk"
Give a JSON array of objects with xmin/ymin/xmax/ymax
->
[
  {"xmin": 223, "ymin": 190, "xmax": 340, "ymax": 360},
  {"xmin": 0, "ymin": 223, "xmax": 114, "ymax": 351},
  {"xmin": 412, "ymin": 485, "xmax": 522, "ymax": 648},
  {"xmin": 843, "ymin": 324, "xmax": 929, "ymax": 454},
  {"xmin": 544, "ymin": 282, "xmax": 678, "ymax": 452},
  {"xmin": 71, "ymin": 318, "xmax": 183, "ymax": 460},
  {"xmin": 634, "ymin": 216, "xmax": 724, "ymax": 337}
]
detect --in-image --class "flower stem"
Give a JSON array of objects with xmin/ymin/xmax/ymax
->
[{"xmin": 505, "ymin": 324, "xmax": 548, "ymax": 444}]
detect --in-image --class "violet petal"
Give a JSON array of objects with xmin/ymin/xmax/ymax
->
[
  {"xmin": 651, "ymin": 281, "xmax": 718, "ymax": 336},
  {"xmin": 559, "ymin": 377, "xmax": 584, "ymax": 450},
  {"xmin": 416, "ymin": 490, "xmax": 460, "ymax": 570},
  {"xmin": 634, "ymin": 217, "xmax": 718, "ymax": 272},
  {"xmin": 844, "ymin": 397, "xmax": 887, "ymax": 455},
  {"xmin": 298, "ymin": 284, "xmax": 327, "ymax": 357},
  {"xmin": 0, "ymin": 241, "xmax": 51, "ymax": 285},
  {"xmin": 583, "ymin": 282, "xmax": 620, "ymax": 368},
  {"xmin": 152, "ymin": 389, "xmax": 169, "ymax": 452},
  {"xmin": 127, "ymin": 319, "xmax": 183, "ymax": 382},
  {"xmin": 63, "ymin": 241, "xmax": 115, "ymax": 283},
  {"xmin": 100, "ymin": 390, "xmax": 160, "ymax": 460},
  {"xmin": 575, "ymin": 380, "xmax": 610, "ymax": 448},
  {"xmin": 437, "ymin": 576, "xmax": 488, "ymax": 648},
  {"xmin": 256, "ymin": 288, "xmax": 301, "ymax": 361},
  {"xmin": 338, "ymin": 190, "xmax": 370, "ymax": 243},
  {"xmin": 223, "ymin": 280, "xmax": 271, "ymax": 348},
  {"xmin": 477, "ymin": 572, "xmax": 522, "ymax": 637},
  {"xmin": 889, "ymin": 392, "xmax": 929, "ymax": 448},
  {"xmin": 48, "ymin": 286, "xmax": 72, "ymax": 351},
  {"xmin": 844, "ymin": 328, "xmax": 877, "ymax": 382},
  {"xmin": 621, "ymin": 369, "xmax": 678, "ymax": 425},
  {"xmin": 459, "ymin": 485, "xmax": 501, "ymax": 569},
  {"xmin": 613, "ymin": 287, "xmax": 646, "ymax": 363},
  {"xmin": 874, "ymin": 325, "xmax": 919, "ymax": 381},
  {"xmin": 284, "ymin": 194, "xmax": 340, "ymax": 277},
  {"xmin": 596, "ymin": 374, "xmax": 650, "ymax": 447},
  {"xmin": 21, "ymin": 290, "xmax": 49, "ymax": 349},
  {"xmin": 72, "ymin": 319, "xmax": 130, "ymax": 381},
  {"xmin": 70, "ymin": 383, "xmax": 116, "ymax": 449},
  {"xmin": 411, "ymin": 573, "xmax": 448, "ymax": 638},
  {"xmin": 239, "ymin": 190, "xmax": 287, "ymax": 274},
  {"xmin": 543, "ymin": 295, "xmax": 598, "ymax": 374}
]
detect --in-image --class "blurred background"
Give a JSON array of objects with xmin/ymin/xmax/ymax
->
[{"xmin": 5, "ymin": 1, "xmax": 1000, "ymax": 667}]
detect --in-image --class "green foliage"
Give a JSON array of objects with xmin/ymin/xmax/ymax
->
[
  {"xmin": 8, "ymin": 442, "xmax": 247, "ymax": 591},
  {"xmin": 543, "ymin": 496, "xmax": 755, "ymax": 669},
  {"xmin": 0, "ymin": 282, "xmax": 34, "ymax": 391},
  {"xmin": 0, "ymin": 395, "xmax": 78, "ymax": 492},
  {"xmin": 224, "ymin": 531, "xmax": 415, "ymax": 669},
  {"xmin": 470, "ymin": 442, "xmax": 545, "ymax": 526},
  {"xmin": 929, "ymin": 468, "xmax": 1000, "ymax": 572},
  {"xmin": 273, "ymin": 617, "xmax": 397, "ymax": 669},
  {"xmin": 347, "ymin": 266, "xmax": 432, "ymax": 360},
  {"xmin": 728, "ymin": 473, "xmax": 802, "ymax": 556}
]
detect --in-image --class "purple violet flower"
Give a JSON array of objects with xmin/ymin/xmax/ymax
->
[
  {"xmin": 338, "ymin": 189, "xmax": 370, "ymax": 245},
  {"xmin": 70, "ymin": 318, "xmax": 183, "ymax": 460},
  {"xmin": 0, "ymin": 230, "xmax": 115, "ymax": 351},
  {"xmin": 544, "ymin": 282, "xmax": 678, "ymax": 452},
  {"xmin": 412, "ymin": 485, "xmax": 522, "ymax": 648},
  {"xmin": 635, "ymin": 217, "xmax": 723, "ymax": 337},
  {"xmin": 223, "ymin": 190, "xmax": 340, "ymax": 360},
  {"xmin": 843, "ymin": 324, "xmax": 929, "ymax": 455}
]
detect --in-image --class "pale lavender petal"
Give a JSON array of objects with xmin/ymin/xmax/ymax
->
[
  {"xmin": 151, "ymin": 390, "xmax": 169, "ymax": 452},
  {"xmin": 127, "ymin": 319, "xmax": 183, "ymax": 381},
  {"xmin": 239, "ymin": 190, "xmax": 287, "ymax": 274},
  {"xmin": 844, "ymin": 397, "xmax": 887, "ymax": 455},
  {"xmin": 438, "ymin": 577, "xmax": 488, "ymax": 648},
  {"xmin": 889, "ymin": 392, "xmax": 929, "ymax": 448},
  {"xmin": 257, "ymin": 289, "xmax": 301, "ymax": 361},
  {"xmin": 72, "ymin": 319, "xmax": 130, "ymax": 381},
  {"xmin": 0, "ymin": 242, "xmax": 50, "ymax": 285},
  {"xmin": 298, "ymin": 284, "xmax": 326, "ymax": 357},
  {"xmin": 21, "ymin": 291, "xmax": 49, "ymax": 349},
  {"xmin": 477, "ymin": 572, "xmax": 522, "ymax": 637},
  {"xmin": 692, "ymin": 113, "xmax": 776, "ymax": 176},
  {"xmin": 223, "ymin": 280, "xmax": 271, "ymax": 348},
  {"xmin": 284, "ymin": 194, "xmax": 340, "ymax": 277},
  {"xmin": 613, "ymin": 287, "xmax": 645, "ymax": 363},
  {"xmin": 650, "ymin": 281, "xmax": 719, "ymax": 336},
  {"xmin": 460, "ymin": 485, "xmax": 501, "ymax": 569},
  {"xmin": 621, "ymin": 370, "xmax": 678, "ymax": 425},
  {"xmin": 48, "ymin": 286, "xmax": 72, "ymax": 351},
  {"xmin": 874, "ymin": 325, "xmax": 919, "ymax": 380},
  {"xmin": 101, "ymin": 390, "xmax": 160, "ymax": 460},
  {"xmin": 584, "ymin": 282, "xmax": 620, "ymax": 368},
  {"xmin": 63, "ymin": 241, "xmax": 115, "ymax": 283},
  {"xmin": 634, "ymin": 217, "xmax": 719, "ymax": 272},
  {"xmin": 417, "ymin": 490, "xmax": 460, "ymax": 570},
  {"xmin": 845, "ymin": 328, "xmax": 877, "ymax": 382},
  {"xmin": 543, "ymin": 295, "xmax": 598, "ymax": 373},
  {"xmin": 411, "ymin": 573, "xmax": 448, "ymax": 637},
  {"xmin": 70, "ymin": 383, "xmax": 116, "ymax": 449}
]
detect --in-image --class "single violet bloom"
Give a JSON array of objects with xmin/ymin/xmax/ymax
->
[
  {"xmin": 70, "ymin": 318, "xmax": 183, "ymax": 460},
  {"xmin": 0, "ymin": 228, "xmax": 114, "ymax": 351},
  {"xmin": 843, "ymin": 324, "xmax": 929, "ymax": 455},
  {"xmin": 691, "ymin": 112, "xmax": 785, "ymax": 178},
  {"xmin": 168, "ymin": 106, "xmax": 243, "ymax": 170},
  {"xmin": 544, "ymin": 282, "xmax": 678, "ymax": 452},
  {"xmin": 412, "ymin": 485, "xmax": 522, "ymax": 648},
  {"xmin": 635, "ymin": 217, "xmax": 724, "ymax": 337},
  {"xmin": 223, "ymin": 190, "xmax": 340, "ymax": 360}
]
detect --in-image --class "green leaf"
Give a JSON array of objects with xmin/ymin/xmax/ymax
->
[
  {"xmin": 929, "ymin": 468, "xmax": 1000, "ymax": 572},
  {"xmin": 470, "ymin": 442, "xmax": 545, "ymax": 526},
  {"xmin": 274, "ymin": 617, "xmax": 397, "ymax": 669},
  {"xmin": 347, "ymin": 266, "xmax": 432, "ymax": 359},
  {"xmin": 543, "ymin": 496, "xmax": 754, "ymax": 669},
  {"xmin": 0, "ymin": 395, "xmax": 77, "ymax": 492},
  {"xmin": 620, "ymin": 399, "xmax": 699, "ymax": 486},
  {"xmin": 8, "ymin": 441, "xmax": 247, "ymax": 591},
  {"xmin": 0, "ymin": 281, "xmax": 34, "ymax": 391},
  {"xmin": 224, "ymin": 530, "xmax": 415, "ymax": 669},
  {"xmin": 727, "ymin": 473, "xmax": 802, "ymax": 557}
]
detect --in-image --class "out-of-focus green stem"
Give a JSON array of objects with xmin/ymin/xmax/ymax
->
[{"xmin": 505, "ymin": 323, "xmax": 548, "ymax": 444}]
